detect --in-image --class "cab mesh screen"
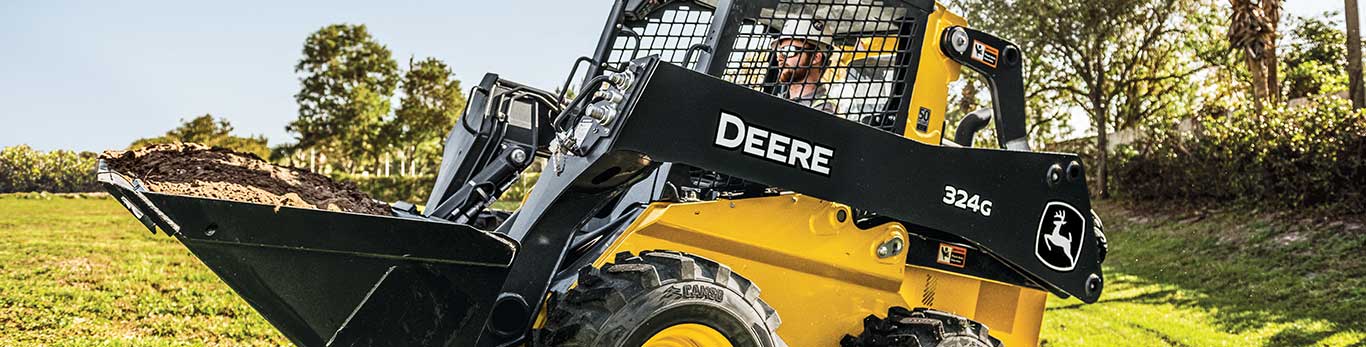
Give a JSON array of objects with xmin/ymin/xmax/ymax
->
[
  {"xmin": 597, "ymin": 1, "xmax": 921, "ymax": 197},
  {"xmin": 606, "ymin": 3, "xmax": 714, "ymax": 68},
  {"xmin": 721, "ymin": 0, "xmax": 916, "ymax": 131}
]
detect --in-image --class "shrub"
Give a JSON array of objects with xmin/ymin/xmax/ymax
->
[
  {"xmin": 1114, "ymin": 96, "xmax": 1366, "ymax": 212},
  {"xmin": 330, "ymin": 173, "xmax": 436, "ymax": 203},
  {"xmin": 500, "ymin": 171, "xmax": 540, "ymax": 205},
  {"xmin": 332, "ymin": 170, "xmax": 539, "ymax": 208},
  {"xmin": 0, "ymin": 145, "xmax": 101, "ymax": 193}
]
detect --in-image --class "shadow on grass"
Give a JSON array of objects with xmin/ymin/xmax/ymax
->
[
  {"xmin": 1048, "ymin": 272, "xmax": 1361, "ymax": 346},
  {"xmin": 1268, "ymin": 328, "xmax": 1344, "ymax": 347},
  {"xmin": 1083, "ymin": 201, "xmax": 1366, "ymax": 346}
]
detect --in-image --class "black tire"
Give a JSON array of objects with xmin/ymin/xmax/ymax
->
[
  {"xmin": 536, "ymin": 251, "xmax": 786, "ymax": 347},
  {"xmin": 840, "ymin": 307, "xmax": 1002, "ymax": 347},
  {"xmin": 1092, "ymin": 209, "xmax": 1108, "ymax": 264}
]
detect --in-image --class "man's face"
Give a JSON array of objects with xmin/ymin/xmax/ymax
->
[{"xmin": 774, "ymin": 39, "xmax": 825, "ymax": 83}]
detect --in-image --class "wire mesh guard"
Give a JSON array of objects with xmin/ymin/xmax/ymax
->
[
  {"xmin": 606, "ymin": 3, "xmax": 714, "ymax": 68},
  {"xmin": 722, "ymin": 0, "xmax": 916, "ymax": 130},
  {"xmin": 600, "ymin": 1, "xmax": 920, "ymax": 196}
]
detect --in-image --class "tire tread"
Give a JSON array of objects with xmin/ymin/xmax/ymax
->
[
  {"xmin": 840, "ymin": 307, "xmax": 1002, "ymax": 347},
  {"xmin": 536, "ymin": 251, "xmax": 786, "ymax": 347}
]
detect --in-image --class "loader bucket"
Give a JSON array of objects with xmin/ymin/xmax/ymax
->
[{"xmin": 97, "ymin": 163, "xmax": 518, "ymax": 347}]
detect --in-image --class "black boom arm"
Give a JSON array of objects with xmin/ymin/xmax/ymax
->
[
  {"xmin": 424, "ymin": 74, "xmax": 557, "ymax": 226},
  {"xmin": 470, "ymin": 57, "xmax": 1104, "ymax": 346},
  {"xmin": 940, "ymin": 26, "xmax": 1030, "ymax": 150}
]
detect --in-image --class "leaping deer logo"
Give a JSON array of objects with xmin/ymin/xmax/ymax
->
[{"xmin": 1043, "ymin": 211, "xmax": 1073, "ymax": 260}]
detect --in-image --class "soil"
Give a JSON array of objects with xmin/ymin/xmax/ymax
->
[{"xmin": 101, "ymin": 143, "xmax": 391, "ymax": 215}]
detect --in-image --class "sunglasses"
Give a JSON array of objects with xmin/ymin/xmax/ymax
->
[{"xmin": 774, "ymin": 45, "xmax": 813, "ymax": 59}]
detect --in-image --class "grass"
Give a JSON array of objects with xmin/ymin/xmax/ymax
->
[
  {"xmin": 1040, "ymin": 201, "xmax": 1365, "ymax": 347},
  {"xmin": 1, "ymin": 194, "xmax": 1362, "ymax": 346},
  {"xmin": 0, "ymin": 194, "xmax": 287, "ymax": 346}
]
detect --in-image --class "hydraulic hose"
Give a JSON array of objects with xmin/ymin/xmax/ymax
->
[{"xmin": 552, "ymin": 75, "xmax": 615, "ymax": 132}]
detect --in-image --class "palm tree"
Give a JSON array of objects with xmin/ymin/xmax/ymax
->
[
  {"xmin": 1227, "ymin": 0, "xmax": 1280, "ymax": 111},
  {"xmin": 1348, "ymin": 0, "xmax": 1364, "ymax": 109}
]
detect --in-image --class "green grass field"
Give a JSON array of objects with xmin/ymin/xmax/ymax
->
[
  {"xmin": 1042, "ymin": 202, "xmax": 1364, "ymax": 346},
  {"xmin": 0, "ymin": 195, "xmax": 287, "ymax": 346},
  {"xmin": 0, "ymin": 194, "xmax": 1361, "ymax": 346}
]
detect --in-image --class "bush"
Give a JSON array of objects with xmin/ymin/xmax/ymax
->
[
  {"xmin": 500, "ymin": 171, "xmax": 540, "ymax": 205},
  {"xmin": 1, "ymin": 192, "xmax": 110, "ymax": 200},
  {"xmin": 332, "ymin": 170, "xmax": 539, "ymax": 208},
  {"xmin": 1114, "ymin": 96, "xmax": 1366, "ymax": 212},
  {"xmin": 0, "ymin": 145, "xmax": 101, "ymax": 193},
  {"xmin": 330, "ymin": 174, "xmax": 436, "ymax": 203}
]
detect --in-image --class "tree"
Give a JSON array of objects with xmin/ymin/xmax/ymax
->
[
  {"xmin": 1281, "ymin": 13, "xmax": 1348, "ymax": 100},
  {"xmin": 1347, "ymin": 0, "xmax": 1365, "ymax": 108},
  {"xmin": 1263, "ymin": 0, "xmax": 1282, "ymax": 101},
  {"xmin": 1228, "ymin": 0, "xmax": 1282, "ymax": 111},
  {"xmin": 387, "ymin": 57, "xmax": 466, "ymax": 176},
  {"xmin": 130, "ymin": 114, "xmax": 271, "ymax": 159},
  {"xmin": 290, "ymin": 24, "xmax": 399, "ymax": 173},
  {"xmin": 955, "ymin": 0, "xmax": 1210, "ymax": 198}
]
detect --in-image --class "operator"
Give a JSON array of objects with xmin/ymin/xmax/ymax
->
[{"xmin": 772, "ymin": 19, "xmax": 836, "ymax": 113}]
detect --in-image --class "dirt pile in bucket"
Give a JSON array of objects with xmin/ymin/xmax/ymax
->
[{"xmin": 101, "ymin": 143, "xmax": 392, "ymax": 215}]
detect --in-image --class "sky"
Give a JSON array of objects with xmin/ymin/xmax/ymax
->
[
  {"xmin": 0, "ymin": 0, "xmax": 1350, "ymax": 152},
  {"xmin": 0, "ymin": 0, "xmax": 613, "ymax": 152}
]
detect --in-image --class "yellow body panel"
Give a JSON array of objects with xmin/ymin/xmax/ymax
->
[
  {"xmin": 592, "ymin": 195, "xmax": 1046, "ymax": 346},
  {"xmin": 555, "ymin": 5, "xmax": 1044, "ymax": 345},
  {"xmin": 903, "ymin": 4, "xmax": 968, "ymax": 144}
]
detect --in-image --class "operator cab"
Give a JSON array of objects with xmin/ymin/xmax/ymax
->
[
  {"xmin": 592, "ymin": 0, "xmax": 934, "ymax": 135},
  {"xmin": 574, "ymin": 0, "xmax": 961, "ymax": 200}
]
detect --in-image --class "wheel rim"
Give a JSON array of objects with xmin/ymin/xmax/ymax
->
[{"xmin": 642, "ymin": 323, "xmax": 735, "ymax": 347}]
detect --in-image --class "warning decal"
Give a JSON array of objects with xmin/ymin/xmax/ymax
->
[
  {"xmin": 937, "ymin": 243, "xmax": 967, "ymax": 268},
  {"xmin": 971, "ymin": 40, "xmax": 999, "ymax": 68}
]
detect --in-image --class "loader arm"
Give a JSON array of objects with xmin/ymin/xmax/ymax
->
[{"xmin": 474, "ymin": 56, "xmax": 1102, "ymax": 346}]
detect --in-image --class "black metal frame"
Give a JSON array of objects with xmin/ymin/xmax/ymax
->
[
  {"xmin": 424, "ymin": 74, "xmax": 558, "ymax": 226},
  {"xmin": 583, "ymin": 0, "xmax": 942, "ymax": 199},
  {"xmin": 939, "ymin": 26, "xmax": 1030, "ymax": 150},
  {"xmin": 95, "ymin": 2, "xmax": 1103, "ymax": 346},
  {"xmin": 588, "ymin": 0, "xmax": 937, "ymax": 132},
  {"xmin": 586, "ymin": 0, "xmax": 718, "ymax": 82},
  {"xmin": 471, "ymin": 57, "xmax": 1102, "ymax": 346}
]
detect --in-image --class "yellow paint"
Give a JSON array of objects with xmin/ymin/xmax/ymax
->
[
  {"xmin": 819, "ymin": 3, "xmax": 969, "ymax": 145},
  {"xmin": 903, "ymin": 3, "xmax": 968, "ymax": 144},
  {"xmin": 590, "ymin": 194, "xmax": 1046, "ymax": 347},
  {"xmin": 835, "ymin": 36, "xmax": 900, "ymax": 66},
  {"xmin": 542, "ymin": 5, "xmax": 1048, "ymax": 346},
  {"xmin": 643, "ymin": 323, "xmax": 735, "ymax": 347}
]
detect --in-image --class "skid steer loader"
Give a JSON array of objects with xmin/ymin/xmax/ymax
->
[{"xmin": 97, "ymin": 0, "xmax": 1107, "ymax": 346}]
